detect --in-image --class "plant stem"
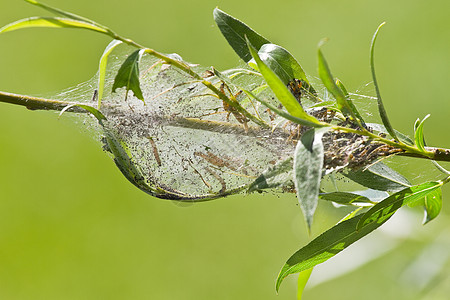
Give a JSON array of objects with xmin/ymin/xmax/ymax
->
[
  {"xmin": 331, "ymin": 125, "xmax": 449, "ymax": 161},
  {"xmin": 2, "ymin": 89, "xmax": 450, "ymax": 164},
  {"xmin": 0, "ymin": 90, "xmax": 87, "ymax": 113}
]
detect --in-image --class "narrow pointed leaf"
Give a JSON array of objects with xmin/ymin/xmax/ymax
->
[
  {"xmin": 276, "ymin": 212, "xmax": 389, "ymax": 291},
  {"xmin": 336, "ymin": 78, "xmax": 365, "ymax": 126},
  {"xmin": 257, "ymin": 44, "xmax": 309, "ymax": 85},
  {"xmin": 103, "ymin": 131, "xmax": 162, "ymax": 197},
  {"xmin": 319, "ymin": 192, "xmax": 373, "ymax": 205},
  {"xmin": 73, "ymin": 104, "xmax": 106, "ymax": 123},
  {"xmin": 414, "ymin": 114, "xmax": 430, "ymax": 152},
  {"xmin": 343, "ymin": 162, "xmax": 411, "ymax": 192},
  {"xmin": 413, "ymin": 118, "xmax": 420, "ymax": 132},
  {"xmin": 112, "ymin": 49, "xmax": 145, "ymax": 101},
  {"xmin": 357, "ymin": 181, "xmax": 442, "ymax": 230},
  {"xmin": 318, "ymin": 47, "xmax": 357, "ymax": 120},
  {"xmin": 59, "ymin": 104, "xmax": 107, "ymax": 124},
  {"xmin": 213, "ymin": 8, "xmax": 270, "ymax": 62},
  {"xmin": 423, "ymin": 187, "xmax": 442, "ymax": 224},
  {"xmin": 294, "ymin": 128, "xmax": 328, "ymax": 230},
  {"xmin": 24, "ymin": 0, "xmax": 108, "ymax": 30},
  {"xmin": 0, "ymin": 17, "xmax": 108, "ymax": 34},
  {"xmin": 241, "ymin": 89, "xmax": 325, "ymax": 127},
  {"xmin": 297, "ymin": 268, "xmax": 313, "ymax": 300},
  {"xmin": 370, "ymin": 23, "xmax": 399, "ymax": 141},
  {"xmin": 247, "ymin": 39, "xmax": 322, "ymax": 125},
  {"xmin": 98, "ymin": 39, "xmax": 123, "ymax": 106}
]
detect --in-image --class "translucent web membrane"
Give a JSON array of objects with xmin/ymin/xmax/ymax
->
[{"xmin": 54, "ymin": 48, "xmax": 298, "ymax": 201}]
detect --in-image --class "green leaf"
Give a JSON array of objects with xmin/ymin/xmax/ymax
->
[
  {"xmin": 103, "ymin": 130, "xmax": 162, "ymax": 197},
  {"xmin": 318, "ymin": 45, "xmax": 359, "ymax": 122},
  {"xmin": 343, "ymin": 162, "xmax": 411, "ymax": 192},
  {"xmin": 213, "ymin": 8, "xmax": 270, "ymax": 62},
  {"xmin": 247, "ymin": 158, "xmax": 293, "ymax": 192},
  {"xmin": 335, "ymin": 78, "xmax": 365, "ymax": 126},
  {"xmin": 297, "ymin": 268, "xmax": 313, "ymax": 300},
  {"xmin": 319, "ymin": 192, "xmax": 374, "ymax": 205},
  {"xmin": 112, "ymin": 49, "xmax": 145, "ymax": 101},
  {"xmin": 59, "ymin": 104, "xmax": 107, "ymax": 125},
  {"xmin": 423, "ymin": 187, "xmax": 442, "ymax": 224},
  {"xmin": 366, "ymin": 123, "xmax": 414, "ymax": 145},
  {"xmin": 0, "ymin": 16, "xmax": 108, "ymax": 35},
  {"xmin": 74, "ymin": 104, "xmax": 107, "ymax": 123},
  {"xmin": 256, "ymin": 44, "xmax": 309, "ymax": 85},
  {"xmin": 247, "ymin": 39, "xmax": 322, "ymax": 125},
  {"xmin": 241, "ymin": 89, "xmax": 325, "ymax": 127},
  {"xmin": 23, "ymin": 0, "xmax": 109, "ymax": 30},
  {"xmin": 370, "ymin": 23, "xmax": 399, "ymax": 142},
  {"xmin": 98, "ymin": 40, "xmax": 123, "ymax": 107},
  {"xmin": 294, "ymin": 128, "xmax": 328, "ymax": 231},
  {"xmin": 276, "ymin": 212, "xmax": 388, "ymax": 292},
  {"xmin": 357, "ymin": 181, "xmax": 442, "ymax": 230},
  {"xmin": 414, "ymin": 114, "xmax": 430, "ymax": 152}
]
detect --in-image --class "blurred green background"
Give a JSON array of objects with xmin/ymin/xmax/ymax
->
[{"xmin": 1, "ymin": 0, "xmax": 450, "ymax": 299}]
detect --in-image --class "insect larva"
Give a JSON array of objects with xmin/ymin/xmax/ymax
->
[
  {"xmin": 147, "ymin": 137, "xmax": 162, "ymax": 167},
  {"xmin": 205, "ymin": 167, "xmax": 226, "ymax": 193}
]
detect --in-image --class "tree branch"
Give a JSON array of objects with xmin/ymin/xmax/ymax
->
[
  {"xmin": 2, "ymin": 89, "xmax": 450, "ymax": 164},
  {"xmin": 0, "ymin": 90, "xmax": 89, "ymax": 113}
]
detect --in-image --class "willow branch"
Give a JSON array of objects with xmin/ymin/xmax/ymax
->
[
  {"xmin": 2, "ymin": 90, "xmax": 450, "ymax": 163},
  {"xmin": 398, "ymin": 147, "xmax": 450, "ymax": 162},
  {"xmin": 0, "ymin": 90, "xmax": 88, "ymax": 113}
]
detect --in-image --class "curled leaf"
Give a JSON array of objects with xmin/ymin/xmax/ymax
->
[{"xmin": 414, "ymin": 114, "xmax": 430, "ymax": 152}]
